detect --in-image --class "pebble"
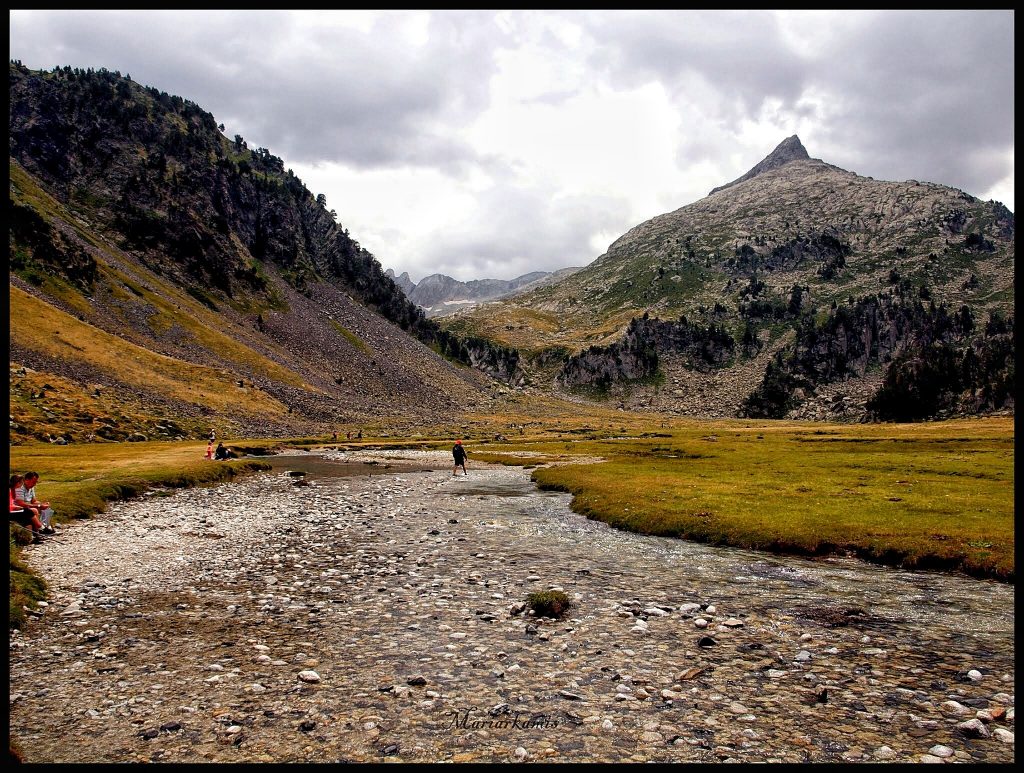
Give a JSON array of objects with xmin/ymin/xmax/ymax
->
[
  {"xmin": 941, "ymin": 700, "xmax": 972, "ymax": 715},
  {"xmin": 957, "ymin": 718, "xmax": 991, "ymax": 738},
  {"xmin": 297, "ymin": 670, "xmax": 321, "ymax": 683}
]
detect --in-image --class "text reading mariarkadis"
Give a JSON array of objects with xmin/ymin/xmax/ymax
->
[{"xmin": 445, "ymin": 706, "xmax": 562, "ymax": 731}]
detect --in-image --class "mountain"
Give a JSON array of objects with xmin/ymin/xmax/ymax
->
[
  {"xmin": 386, "ymin": 267, "xmax": 581, "ymax": 317},
  {"xmin": 443, "ymin": 136, "xmax": 1014, "ymax": 421},
  {"xmin": 385, "ymin": 270, "xmax": 417, "ymax": 296},
  {"xmin": 8, "ymin": 62, "xmax": 523, "ymax": 444}
]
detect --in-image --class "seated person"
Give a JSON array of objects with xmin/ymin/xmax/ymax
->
[
  {"xmin": 214, "ymin": 442, "xmax": 229, "ymax": 460},
  {"xmin": 16, "ymin": 472, "xmax": 55, "ymax": 534},
  {"xmin": 9, "ymin": 474, "xmax": 43, "ymax": 541}
]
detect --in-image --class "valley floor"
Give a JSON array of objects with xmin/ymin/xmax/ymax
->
[{"xmin": 9, "ymin": 451, "xmax": 1014, "ymax": 763}]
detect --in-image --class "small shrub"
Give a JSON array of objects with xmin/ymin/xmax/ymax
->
[{"xmin": 526, "ymin": 590, "xmax": 572, "ymax": 619}]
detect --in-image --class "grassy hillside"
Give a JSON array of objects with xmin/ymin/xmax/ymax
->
[
  {"xmin": 10, "ymin": 285, "xmax": 295, "ymax": 415},
  {"xmin": 9, "ymin": 63, "xmax": 520, "ymax": 443}
]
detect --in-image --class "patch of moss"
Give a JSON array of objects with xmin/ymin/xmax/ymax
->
[
  {"xmin": 330, "ymin": 321, "xmax": 372, "ymax": 354},
  {"xmin": 526, "ymin": 590, "xmax": 573, "ymax": 619}
]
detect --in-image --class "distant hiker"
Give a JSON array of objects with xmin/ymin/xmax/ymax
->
[
  {"xmin": 205, "ymin": 441, "xmax": 214, "ymax": 460},
  {"xmin": 214, "ymin": 442, "xmax": 229, "ymax": 460},
  {"xmin": 9, "ymin": 474, "xmax": 43, "ymax": 542},
  {"xmin": 452, "ymin": 440, "xmax": 468, "ymax": 476},
  {"xmin": 332, "ymin": 431, "xmax": 338, "ymax": 441},
  {"xmin": 16, "ymin": 472, "xmax": 55, "ymax": 534},
  {"xmin": 209, "ymin": 429, "xmax": 216, "ymax": 443},
  {"xmin": 346, "ymin": 431, "xmax": 352, "ymax": 440},
  {"xmin": 357, "ymin": 429, "xmax": 362, "ymax": 439}
]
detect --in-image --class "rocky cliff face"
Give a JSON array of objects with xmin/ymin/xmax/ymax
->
[
  {"xmin": 556, "ymin": 315, "xmax": 734, "ymax": 390},
  {"xmin": 384, "ymin": 269, "xmax": 416, "ymax": 296},
  {"xmin": 710, "ymin": 135, "xmax": 811, "ymax": 195},
  {"xmin": 741, "ymin": 288, "xmax": 1014, "ymax": 421}
]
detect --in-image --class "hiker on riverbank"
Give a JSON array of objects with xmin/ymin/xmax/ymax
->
[
  {"xmin": 214, "ymin": 442, "xmax": 229, "ymax": 460},
  {"xmin": 15, "ymin": 472, "xmax": 55, "ymax": 534},
  {"xmin": 205, "ymin": 441, "xmax": 214, "ymax": 460},
  {"xmin": 452, "ymin": 440, "xmax": 468, "ymax": 476}
]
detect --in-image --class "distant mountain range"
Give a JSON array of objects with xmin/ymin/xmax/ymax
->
[{"xmin": 385, "ymin": 267, "xmax": 581, "ymax": 317}]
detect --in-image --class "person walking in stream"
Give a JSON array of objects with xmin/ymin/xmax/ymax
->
[{"xmin": 452, "ymin": 439, "xmax": 468, "ymax": 476}]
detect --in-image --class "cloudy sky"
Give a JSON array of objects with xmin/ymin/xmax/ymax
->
[{"xmin": 9, "ymin": 10, "xmax": 1015, "ymax": 283}]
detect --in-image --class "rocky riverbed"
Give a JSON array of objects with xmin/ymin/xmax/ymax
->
[{"xmin": 9, "ymin": 450, "xmax": 1015, "ymax": 763}]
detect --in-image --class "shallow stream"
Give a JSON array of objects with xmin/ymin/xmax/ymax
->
[{"xmin": 9, "ymin": 450, "xmax": 1014, "ymax": 763}]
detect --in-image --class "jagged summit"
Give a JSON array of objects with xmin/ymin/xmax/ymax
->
[{"xmin": 710, "ymin": 135, "xmax": 812, "ymax": 195}]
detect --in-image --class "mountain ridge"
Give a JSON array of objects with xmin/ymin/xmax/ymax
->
[
  {"xmin": 7, "ymin": 63, "xmax": 1014, "ymax": 436},
  {"xmin": 709, "ymin": 134, "xmax": 812, "ymax": 195},
  {"xmin": 386, "ymin": 267, "xmax": 582, "ymax": 317},
  {"xmin": 8, "ymin": 62, "xmax": 523, "ymax": 443}
]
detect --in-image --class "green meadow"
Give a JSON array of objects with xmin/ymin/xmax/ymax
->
[
  {"xmin": 470, "ymin": 416, "xmax": 1014, "ymax": 581},
  {"xmin": 9, "ymin": 416, "xmax": 1014, "ymax": 627}
]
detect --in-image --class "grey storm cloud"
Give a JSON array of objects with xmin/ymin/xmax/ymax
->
[
  {"xmin": 577, "ymin": 10, "xmax": 808, "ymax": 121},
  {"xmin": 568, "ymin": 9, "xmax": 1014, "ymax": 204},
  {"xmin": 219, "ymin": 11, "xmax": 505, "ymax": 171},
  {"xmin": 804, "ymin": 10, "xmax": 1015, "ymax": 202},
  {"xmin": 10, "ymin": 10, "xmax": 505, "ymax": 172}
]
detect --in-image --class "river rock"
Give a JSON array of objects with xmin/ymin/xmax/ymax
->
[{"xmin": 957, "ymin": 718, "xmax": 990, "ymax": 738}]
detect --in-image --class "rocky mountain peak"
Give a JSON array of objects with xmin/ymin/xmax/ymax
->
[
  {"xmin": 385, "ymin": 269, "xmax": 415, "ymax": 295},
  {"xmin": 710, "ymin": 135, "xmax": 812, "ymax": 195}
]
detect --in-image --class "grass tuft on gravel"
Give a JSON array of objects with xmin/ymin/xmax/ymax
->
[{"xmin": 526, "ymin": 590, "xmax": 573, "ymax": 619}]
